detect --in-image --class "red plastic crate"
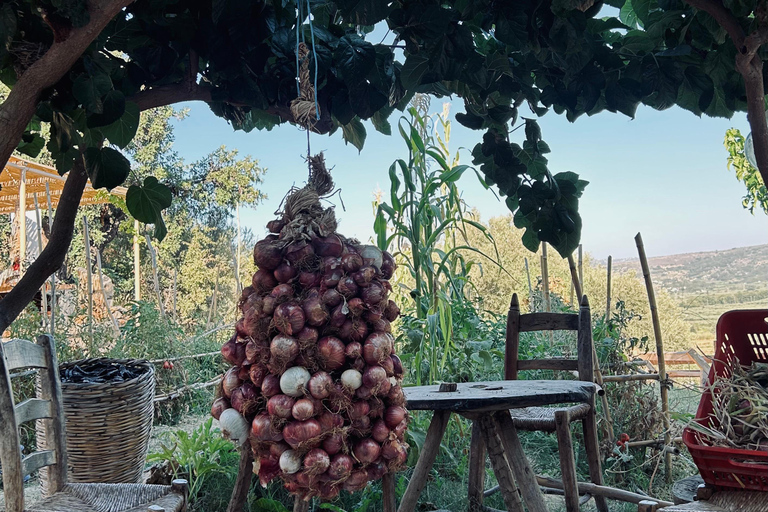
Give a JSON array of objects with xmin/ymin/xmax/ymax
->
[{"xmin": 683, "ymin": 309, "xmax": 768, "ymax": 491}]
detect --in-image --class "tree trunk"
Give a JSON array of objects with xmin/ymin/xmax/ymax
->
[{"xmin": 0, "ymin": 159, "xmax": 88, "ymax": 333}]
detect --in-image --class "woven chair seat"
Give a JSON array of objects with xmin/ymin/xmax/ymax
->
[
  {"xmin": 509, "ymin": 403, "xmax": 592, "ymax": 432},
  {"xmin": 25, "ymin": 483, "xmax": 184, "ymax": 512}
]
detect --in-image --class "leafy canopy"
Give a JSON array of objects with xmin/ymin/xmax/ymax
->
[{"xmin": 0, "ymin": 0, "xmax": 757, "ymax": 253}]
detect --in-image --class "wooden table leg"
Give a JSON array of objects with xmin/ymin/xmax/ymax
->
[
  {"xmin": 382, "ymin": 473, "xmax": 397, "ymax": 512},
  {"xmin": 493, "ymin": 412, "xmax": 548, "ymax": 512},
  {"xmin": 397, "ymin": 410, "xmax": 451, "ymax": 512},
  {"xmin": 467, "ymin": 421, "xmax": 486, "ymax": 512},
  {"xmin": 226, "ymin": 445, "xmax": 253, "ymax": 512},
  {"xmin": 293, "ymin": 500, "xmax": 308, "ymax": 512},
  {"xmin": 477, "ymin": 415, "xmax": 524, "ymax": 512}
]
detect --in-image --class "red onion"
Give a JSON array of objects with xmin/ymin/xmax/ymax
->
[
  {"xmin": 266, "ymin": 218, "xmax": 286, "ymax": 234},
  {"xmin": 292, "ymin": 398, "xmax": 316, "ymax": 421},
  {"xmin": 274, "ymin": 262, "xmax": 298, "ymax": 283},
  {"xmin": 235, "ymin": 318, "xmax": 248, "ymax": 338},
  {"xmin": 319, "ymin": 482, "xmax": 340, "ymax": 500},
  {"xmin": 327, "ymin": 453, "xmax": 354, "ymax": 479},
  {"xmin": 269, "ymin": 442, "xmax": 291, "ymax": 458},
  {"xmin": 390, "ymin": 354, "xmax": 404, "ymax": 377},
  {"xmin": 211, "ymin": 397, "xmax": 229, "ymax": 420},
  {"xmin": 317, "ymin": 336, "xmax": 345, "ymax": 371},
  {"xmin": 363, "ymin": 332, "xmax": 393, "ymax": 365},
  {"xmin": 294, "ymin": 327, "xmax": 319, "ymax": 348},
  {"xmin": 308, "ymin": 371, "xmax": 333, "ymax": 399},
  {"xmin": 257, "ymin": 455, "xmax": 281, "ymax": 487},
  {"xmin": 343, "ymin": 469, "xmax": 369, "ymax": 492},
  {"xmin": 361, "ymin": 281, "xmax": 386, "ymax": 308},
  {"xmin": 223, "ymin": 367, "xmax": 242, "ymax": 397},
  {"xmin": 351, "ymin": 357, "xmax": 366, "ymax": 372},
  {"xmin": 253, "ymin": 239, "xmax": 283, "ymax": 270},
  {"xmin": 337, "ymin": 276, "xmax": 358, "ymax": 298},
  {"xmin": 261, "ymin": 374, "xmax": 281, "ymax": 397},
  {"xmin": 231, "ymin": 383, "xmax": 256, "ymax": 414},
  {"xmin": 322, "ymin": 433, "xmax": 344, "ymax": 455},
  {"xmin": 347, "ymin": 297, "xmax": 365, "ymax": 316},
  {"xmin": 318, "ymin": 410, "xmax": 345, "ymax": 431},
  {"xmin": 341, "ymin": 252, "xmax": 363, "ymax": 273},
  {"xmin": 394, "ymin": 419, "xmax": 408, "ymax": 438},
  {"xmin": 274, "ymin": 303, "xmax": 305, "ymax": 335},
  {"xmin": 372, "ymin": 419, "xmax": 391, "ymax": 443},
  {"xmin": 388, "ymin": 384, "xmax": 405, "ymax": 406},
  {"xmin": 302, "ymin": 296, "xmax": 328, "ymax": 327},
  {"xmin": 222, "ymin": 337, "xmax": 246, "ymax": 365},
  {"xmin": 384, "ymin": 300, "xmax": 400, "ymax": 322},
  {"xmin": 368, "ymin": 397, "xmax": 385, "ymax": 418},
  {"xmin": 382, "ymin": 439, "xmax": 406, "ymax": 461},
  {"xmin": 238, "ymin": 364, "xmax": 251, "ymax": 381},
  {"xmin": 371, "ymin": 317, "xmax": 391, "ymax": 333},
  {"xmin": 385, "ymin": 406, "xmax": 407, "ymax": 429},
  {"xmin": 312, "ymin": 234, "xmax": 344, "ymax": 257},
  {"xmin": 270, "ymin": 334, "xmax": 299, "ymax": 365},
  {"xmin": 238, "ymin": 285, "xmax": 254, "ymax": 310},
  {"xmin": 252, "ymin": 413, "xmax": 283, "ymax": 442},
  {"xmin": 322, "ymin": 268, "xmax": 343, "ymax": 288},
  {"xmin": 367, "ymin": 459, "xmax": 388, "ymax": 480},
  {"xmin": 298, "ymin": 271, "xmax": 321, "ymax": 288},
  {"xmin": 268, "ymin": 394, "xmax": 296, "ymax": 419},
  {"xmin": 345, "ymin": 342, "xmax": 362, "ymax": 359},
  {"xmin": 380, "ymin": 355, "xmax": 395, "ymax": 377},
  {"xmin": 270, "ymin": 283, "xmax": 294, "ymax": 301},
  {"xmin": 381, "ymin": 251, "xmax": 396, "ymax": 279},
  {"xmin": 284, "ymin": 240, "xmax": 313, "ymax": 265},
  {"xmin": 340, "ymin": 319, "xmax": 368, "ymax": 342},
  {"xmin": 245, "ymin": 339, "xmax": 268, "ymax": 365},
  {"xmin": 365, "ymin": 309, "xmax": 383, "ymax": 324},
  {"xmin": 349, "ymin": 400, "xmax": 370, "ymax": 420},
  {"xmin": 321, "ymin": 288, "xmax": 342, "ymax": 307},
  {"xmin": 351, "ymin": 415, "xmax": 371, "ymax": 432},
  {"xmin": 356, "ymin": 386, "xmax": 373, "ymax": 400},
  {"xmin": 283, "ymin": 419, "xmax": 322, "ymax": 449},
  {"xmin": 262, "ymin": 295, "xmax": 277, "ymax": 315},
  {"xmin": 252, "ymin": 269, "xmax": 278, "ymax": 293},
  {"xmin": 353, "ymin": 438, "xmax": 381, "ymax": 464},
  {"xmin": 322, "ymin": 256, "xmax": 342, "ymax": 273},
  {"xmin": 353, "ymin": 266, "xmax": 376, "ymax": 287},
  {"xmin": 304, "ymin": 448, "xmax": 331, "ymax": 475},
  {"xmin": 329, "ymin": 305, "xmax": 347, "ymax": 328}
]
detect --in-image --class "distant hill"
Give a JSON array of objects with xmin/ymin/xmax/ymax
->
[{"xmin": 613, "ymin": 244, "xmax": 768, "ymax": 340}]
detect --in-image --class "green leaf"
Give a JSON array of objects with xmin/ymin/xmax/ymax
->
[
  {"xmin": 99, "ymin": 101, "xmax": 140, "ymax": 148},
  {"xmin": 84, "ymin": 147, "xmax": 130, "ymax": 190},
  {"xmin": 341, "ymin": 117, "xmax": 367, "ymax": 152},
  {"xmin": 335, "ymin": 0, "xmax": 390, "ymax": 25},
  {"xmin": 371, "ymin": 109, "xmax": 392, "ymax": 135},
  {"xmin": 72, "ymin": 72, "xmax": 113, "ymax": 114},
  {"xmin": 619, "ymin": 0, "xmax": 639, "ymax": 29},
  {"xmin": 400, "ymin": 54, "xmax": 430, "ymax": 89},
  {"xmin": 86, "ymin": 90, "xmax": 126, "ymax": 128},
  {"xmin": 441, "ymin": 165, "xmax": 469, "ymax": 184},
  {"xmin": 374, "ymin": 208, "xmax": 388, "ymax": 251},
  {"xmin": 17, "ymin": 133, "xmax": 45, "ymax": 158},
  {"xmin": 126, "ymin": 176, "xmax": 173, "ymax": 241},
  {"xmin": 335, "ymin": 35, "xmax": 376, "ymax": 83},
  {"xmin": 521, "ymin": 228, "xmax": 540, "ymax": 252},
  {"xmin": 253, "ymin": 498, "xmax": 290, "ymax": 512}
]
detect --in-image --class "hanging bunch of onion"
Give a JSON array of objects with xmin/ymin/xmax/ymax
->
[{"xmin": 212, "ymin": 158, "xmax": 408, "ymax": 501}]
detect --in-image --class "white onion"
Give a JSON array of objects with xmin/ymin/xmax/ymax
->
[
  {"xmin": 219, "ymin": 408, "xmax": 249, "ymax": 447},
  {"xmin": 341, "ymin": 369, "xmax": 363, "ymax": 391},
  {"xmin": 280, "ymin": 366, "xmax": 311, "ymax": 397},
  {"xmin": 279, "ymin": 449, "xmax": 302, "ymax": 474}
]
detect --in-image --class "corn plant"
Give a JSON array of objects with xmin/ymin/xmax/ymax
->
[{"xmin": 374, "ymin": 96, "xmax": 504, "ymax": 384}]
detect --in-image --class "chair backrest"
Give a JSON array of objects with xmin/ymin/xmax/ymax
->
[
  {"xmin": 0, "ymin": 335, "xmax": 68, "ymax": 512},
  {"xmin": 504, "ymin": 293, "xmax": 594, "ymax": 383}
]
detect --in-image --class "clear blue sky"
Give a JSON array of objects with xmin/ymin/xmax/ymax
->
[{"xmin": 170, "ymin": 98, "xmax": 767, "ymax": 260}]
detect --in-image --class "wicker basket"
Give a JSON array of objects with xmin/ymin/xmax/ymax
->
[{"xmin": 46, "ymin": 358, "xmax": 155, "ymax": 488}]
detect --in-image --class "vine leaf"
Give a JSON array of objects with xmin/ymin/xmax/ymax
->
[
  {"xmin": 126, "ymin": 176, "xmax": 173, "ymax": 241},
  {"xmin": 84, "ymin": 147, "xmax": 130, "ymax": 190}
]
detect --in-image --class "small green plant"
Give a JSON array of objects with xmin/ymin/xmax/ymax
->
[{"xmin": 147, "ymin": 417, "xmax": 238, "ymax": 505}]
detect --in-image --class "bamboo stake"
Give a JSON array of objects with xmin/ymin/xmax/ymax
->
[
  {"xmin": 172, "ymin": 268, "xmax": 178, "ymax": 318},
  {"xmin": 578, "ymin": 244, "xmax": 584, "ymax": 293},
  {"xmin": 82, "ymin": 216, "xmax": 94, "ymax": 340},
  {"xmin": 133, "ymin": 220, "xmax": 141, "ymax": 301},
  {"xmin": 207, "ymin": 269, "xmax": 219, "ymax": 328},
  {"xmin": 569, "ymin": 280, "xmax": 574, "ymax": 307},
  {"xmin": 45, "ymin": 183, "xmax": 56, "ymax": 337},
  {"xmin": 19, "ymin": 167, "xmax": 26, "ymax": 269},
  {"xmin": 524, "ymin": 257, "xmax": 533, "ymax": 297},
  {"xmin": 145, "ymin": 232, "xmax": 165, "ymax": 318},
  {"xmin": 33, "ymin": 195, "xmax": 48, "ymax": 331},
  {"xmin": 605, "ymin": 255, "xmax": 612, "ymax": 321},
  {"xmin": 95, "ymin": 245, "xmax": 121, "ymax": 337},
  {"xmin": 635, "ymin": 232, "xmax": 672, "ymax": 482}
]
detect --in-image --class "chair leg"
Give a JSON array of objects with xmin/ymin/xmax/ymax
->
[
  {"xmin": 582, "ymin": 408, "xmax": 609, "ymax": 512},
  {"xmin": 554, "ymin": 411, "xmax": 579, "ymax": 512},
  {"xmin": 467, "ymin": 421, "xmax": 486, "ymax": 512}
]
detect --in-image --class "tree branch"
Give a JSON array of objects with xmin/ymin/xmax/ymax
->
[
  {"xmin": 0, "ymin": 157, "xmax": 88, "ymax": 333},
  {"xmin": 129, "ymin": 82, "xmax": 335, "ymax": 134},
  {"xmin": 683, "ymin": 0, "xmax": 746, "ymax": 49}
]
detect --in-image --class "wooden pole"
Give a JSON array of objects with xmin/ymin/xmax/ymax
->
[
  {"xmin": 207, "ymin": 269, "xmax": 219, "ymax": 328},
  {"xmin": 635, "ymin": 232, "xmax": 672, "ymax": 482},
  {"xmin": 235, "ymin": 201, "xmax": 242, "ymax": 293},
  {"xmin": 172, "ymin": 268, "xmax": 178, "ymax": 318},
  {"xmin": 524, "ymin": 257, "xmax": 533, "ymax": 297},
  {"xmin": 541, "ymin": 244, "xmax": 550, "ymax": 313},
  {"xmin": 144, "ymin": 232, "xmax": 165, "ymax": 318},
  {"xmin": 95, "ymin": 246, "xmax": 121, "ymax": 337},
  {"xmin": 82, "ymin": 216, "xmax": 94, "ymax": 340},
  {"xmin": 578, "ymin": 244, "xmax": 584, "ymax": 293},
  {"xmin": 567, "ymin": 254, "xmax": 583, "ymax": 300},
  {"xmin": 226, "ymin": 446, "xmax": 253, "ymax": 512},
  {"xmin": 19, "ymin": 167, "xmax": 26, "ymax": 269},
  {"xmin": 45, "ymin": 183, "xmax": 56, "ymax": 337},
  {"xmin": 32, "ymin": 194, "xmax": 48, "ymax": 330},
  {"xmin": 534, "ymin": 475, "xmax": 673, "ymax": 507},
  {"xmin": 606, "ymin": 255, "xmax": 612, "ymax": 321},
  {"xmin": 133, "ymin": 220, "xmax": 141, "ymax": 301}
]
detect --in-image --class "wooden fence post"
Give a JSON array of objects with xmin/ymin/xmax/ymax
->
[
  {"xmin": 635, "ymin": 232, "xmax": 672, "ymax": 482},
  {"xmin": 33, "ymin": 195, "xmax": 48, "ymax": 331},
  {"xmin": 45, "ymin": 183, "xmax": 56, "ymax": 337},
  {"xmin": 133, "ymin": 220, "xmax": 141, "ymax": 301}
]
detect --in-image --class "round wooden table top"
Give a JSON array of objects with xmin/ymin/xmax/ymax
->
[{"xmin": 403, "ymin": 379, "xmax": 599, "ymax": 413}]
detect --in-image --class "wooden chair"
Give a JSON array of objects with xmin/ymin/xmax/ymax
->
[
  {"xmin": 502, "ymin": 293, "xmax": 608, "ymax": 512},
  {"xmin": 1, "ymin": 335, "xmax": 188, "ymax": 512}
]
